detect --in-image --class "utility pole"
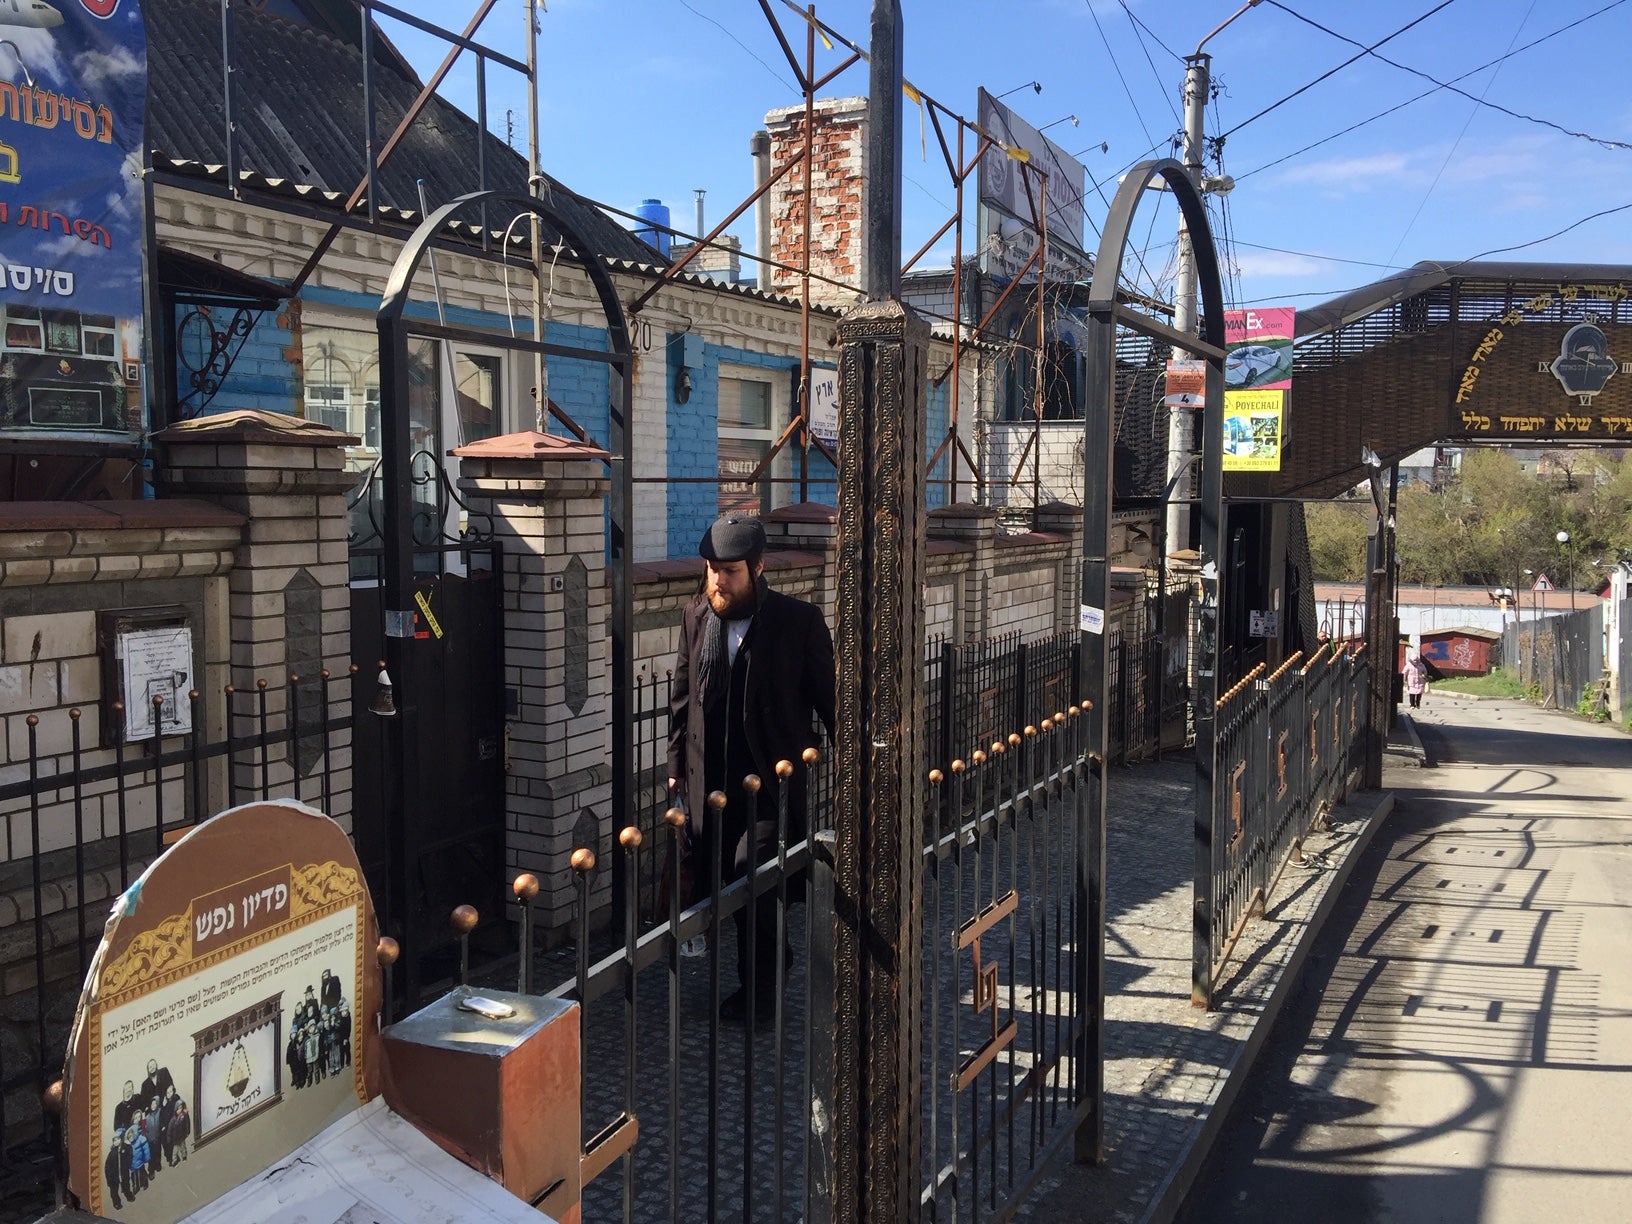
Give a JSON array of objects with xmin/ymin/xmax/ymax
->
[{"xmin": 1165, "ymin": 1, "xmax": 1260, "ymax": 555}]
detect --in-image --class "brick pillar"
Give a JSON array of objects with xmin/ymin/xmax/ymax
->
[
  {"xmin": 455, "ymin": 431, "xmax": 612, "ymax": 939},
  {"xmin": 1035, "ymin": 501, "xmax": 1085, "ymax": 635},
  {"xmin": 153, "ymin": 410, "xmax": 355, "ymax": 818},
  {"xmin": 765, "ymin": 501, "xmax": 838, "ymax": 623},
  {"xmin": 927, "ymin": 502, "xmax": 997, "ymax": 642},
  {"xmin": 763, "ymin": 96, "xmax": 869, "ymax": 309}
]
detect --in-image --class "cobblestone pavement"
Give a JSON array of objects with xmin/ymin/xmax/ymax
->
[
  {"xmin": 1021, "ymin": 759, "xmax": 1391, "ymax": 1224},
  {"xmin": 524, "ymin": 748, "xmax": 1391, "ymax": 1224}
]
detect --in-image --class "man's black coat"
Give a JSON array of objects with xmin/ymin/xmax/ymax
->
[{"xmin": 668, "ymin": 582, "xmax": 835, "ymax": 840}]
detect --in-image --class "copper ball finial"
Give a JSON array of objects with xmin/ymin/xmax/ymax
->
[
  {"xmin": 991, "ymin": 740, "xmax": 1005, "ymax": 756},
  {"xmin": 776, "ymin": 759, "xmax": 795, "ymax": 780},
  {"xmin": 619, "ymin": 826, "xmax": 643, "ymax": 850},
  {"xmin": 450, "ymin": 904, "xmax": 479, "ymax": 935},
  {"xmin": 1054, "ymin": 710, "xmax": 1067, "ymax": 723},
  {"xmin": 1024, "ymin": 725, "xmax": 1037, "ymax": 738},
  {"xmin": 41, "ymin": 1080, "xmax": 63, "ymax": 1116},
  {"xmin": 570, "ymin": 847, "xmax": 597, "ymax": 873},
  {"xmin": 664, "ymin": 806, "xmax": 687, "ymax": 829},
  {"xmin": 512, "ymin": 873, "xmax": 541, "ymax": 902},
  {"xmin": 706, "ymin": 790, "xmax": 728, "ymax": 811},
  {"xmin": 952, "ymin": 758, "xmax": 967, "ymax": 774},
  {"xmin": 1042, "ymin": 718, "xmax": 1054, "ymax": 732},
  {"xmin": 928, "ymin": 768, "xmax": 945, "ymax": 785},
  {"xmin": 802, "ymin": 746, "xmax": 820, "ymax": 766},
  {"xmin": 972, "ymin": 750, "xmax": 986, "ymax": 765},
  {"xmin": 377, "ymin": 936, "xmax": 400, "ymax": 966},
  {"xmin": 1009, "ymin": 732, "xmax": 1023, "ymax": 747},
  {"xmin": 742, "ymin": 774, "xmax": 762, "ymax": 794}
]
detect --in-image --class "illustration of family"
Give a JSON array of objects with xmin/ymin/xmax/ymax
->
[
  {"xmin": 284, "ymin": 969, "xmax": 352, "ymax": 1090},
  {"xmin": 104, "ymin": 1060, "xmax": 190, "ymax": 1210}
]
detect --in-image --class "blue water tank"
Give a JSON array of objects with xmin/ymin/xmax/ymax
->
[{"xmin": 634, "ymin": 198, "xmax": 671, "ymax": 258}]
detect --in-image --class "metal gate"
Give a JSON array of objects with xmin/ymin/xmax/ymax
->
[
  {"xmin": 547, "ymin": 630, "xmax": 1096, "ymax": 1222},
  {"xmin": 350, "ymin": 543, "xmax": 506, "ymax": 1006}
]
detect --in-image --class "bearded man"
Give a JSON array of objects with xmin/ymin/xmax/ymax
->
[{"xmin": 668, "ymin": 513, "xmax": 833, "ymax": 1022}]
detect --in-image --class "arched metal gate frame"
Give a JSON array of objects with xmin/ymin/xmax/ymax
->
[
  {"xmin": 375, "ymin": 190, "xmax": 633, "ymax": 1007},
  {"xmin": 1078, "ymin": 158, "xmax": 1226, "ymax": 1153}
]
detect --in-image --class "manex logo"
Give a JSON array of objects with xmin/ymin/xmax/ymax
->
[{"xmin": 79, "ymin": 0, "xmax": 122, "ymax": 17}]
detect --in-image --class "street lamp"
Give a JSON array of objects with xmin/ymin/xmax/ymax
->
[{"xmin": 1557, "ymin": 530, "xmax": 1575, "ymax": 610}]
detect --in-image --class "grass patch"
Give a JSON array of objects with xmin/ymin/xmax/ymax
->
[{"xmin": 1431, "ymin": 668, "xmax": 1529, "ymax": 699}]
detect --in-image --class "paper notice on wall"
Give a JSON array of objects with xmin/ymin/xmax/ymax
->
[{"xmin": 1079, "ymin": 604, "xmax": 1105, "ymax": 635}]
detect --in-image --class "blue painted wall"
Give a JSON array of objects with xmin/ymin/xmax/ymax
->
[
  {"xmin": 186, "ymin": 286, "xmax": 954, "ymax": 559},
  {"xmin": 176, "ymin": 302, "xmax": 301, "ymax": 417},
  {"xmin": 665, "ymin": 338, "xmax": 800, "ymax": 561}
]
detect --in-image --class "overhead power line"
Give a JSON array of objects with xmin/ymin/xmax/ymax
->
[
  {"xmin": 1118, "ymin": 1, "xmax": 1182, "ymax": 63},
  {"xmin": 1453, "ymin": 198, "xmax": 1632, "ymax": 263},
  {"xmin": 1237, "ymin": 0, "xmax": 1629, "ymax": 180},
  {"xmin": 1235, "ymin": 198, "xmax": 1632, "ymax": 303},
  {"xmin": 1121, "ymin": 2, "xmax": 1182, "ymax": 127},
  {"xmin": 1084, "ymin": 0, "xmax": 1157, "ymax": 149},
  {"xmin": 1230, "ymin": 240, "xmax": 1413, "ymax": 271},
  {"xmin": 677, "ymin": 0, "xmax": 796, "ymax": 92},
  {"xmin": 1266, "ymin": 0, "xmax": 1632, "ymax": 153},
  {"xmin": 1219, "ymin": 0, "xmax": 1460, "ymax": 140}
]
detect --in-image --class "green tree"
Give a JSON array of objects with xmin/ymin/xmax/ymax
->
[{"xmin": 1304, "ymin": 500, "xmax": 1369, "ymax": 581}]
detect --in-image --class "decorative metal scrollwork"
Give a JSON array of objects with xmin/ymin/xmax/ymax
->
[
  {"xmin": 347, "ymin": 447, "xmax": 494, "ymax": 551},
  {"xmin": 176, "ymin": 304, "xmax": 264, "ymax": 420}
]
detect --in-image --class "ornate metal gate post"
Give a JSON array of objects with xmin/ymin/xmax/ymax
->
[
  {"xmin": 830, "ymin": 300, "xmax": 929, "ymax": 1222},
  {"xmin": 1082, "ymin": 160, "xmax": 1227, "ymax": 1155},
  {"xmin": 827, "ymin": 4, "xmax": 928, "ymax": 1220}
]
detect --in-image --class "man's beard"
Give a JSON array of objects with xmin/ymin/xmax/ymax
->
[{"xmin": 708, "ymin": 587, "xmax": 751, "ymax": 617}]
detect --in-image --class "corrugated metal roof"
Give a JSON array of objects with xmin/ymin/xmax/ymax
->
[{"xmin": 146, "ymin": 0, "xmax": 662, "ymax": 267}]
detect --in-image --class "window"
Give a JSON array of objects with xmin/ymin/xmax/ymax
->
[
  {"xmin": 82, "ymin": 316, "xmax": 117, "ymax": 357},
  {"xmin": 454, "ymin": 350, "xmax": 502, "ymax": 446},
  {"xmin": 302, "ymin": 325, "xmax": 382, "ymax": 456},
  {"xmin": 43, "ymin": 311, "xmax": 80, "ymax": 356},
  {"xmin": 718, "ymin": 371, "xmax": 780, "ymax": 515},
  {"xmin": 305, "ymin": 382, "xmax": 351, "ymax": 435},
  {"xmin": 4, "ymin": 306, "xmax": 41, "ymax": 352}
]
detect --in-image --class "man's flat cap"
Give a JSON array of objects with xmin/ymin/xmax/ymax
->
[{"xmin": 699, "ymin": 513, "xmax": 766, "ymax": 562}]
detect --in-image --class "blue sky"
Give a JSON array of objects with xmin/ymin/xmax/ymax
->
[{"xmin": 376, "ymin": 0, "xmax": 1632, "ymax": 312}]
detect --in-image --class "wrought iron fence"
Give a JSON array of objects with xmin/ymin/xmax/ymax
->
[
  {"xmin": 0, "ymin": 675, "xmax": 354, "ymax": 1211},
  {"xmin": 554, "ymin": 640, "xmax": 1096, "ymax": 1222},
  {"xmin": 919, "ymin": 707, "xmax": 1092, "ymax": 1218},
  {"xmin": 628, "ymin": 630, "xmax": 1096, "ymax": 929},
  {"xmin": 1201, "ymin": 644, "xmax": 1369, "ymax": 1006}
]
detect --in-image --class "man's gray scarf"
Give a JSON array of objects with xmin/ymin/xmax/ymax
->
[{"xmin": 696, "ymin": 575, "xmax": 769, "ymax": 711}]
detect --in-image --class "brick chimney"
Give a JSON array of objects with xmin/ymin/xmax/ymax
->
[{"xmin": 763, "ymin": 96, "xmax": 868, "ymax": 309}]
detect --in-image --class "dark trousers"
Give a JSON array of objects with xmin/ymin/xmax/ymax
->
[{"xmin": 730, "ymin": 815, "xmax": 781, "ymax": 997}]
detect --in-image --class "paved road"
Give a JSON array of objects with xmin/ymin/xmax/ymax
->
[{"xmin": 1179, "ymin": 694, "xmax": 1632, "ymax": 1223}]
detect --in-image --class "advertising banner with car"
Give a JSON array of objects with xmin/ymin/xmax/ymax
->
[{"xmin": 1223, "ymin": 307, "xmax": 1294, "ymax": 472}]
